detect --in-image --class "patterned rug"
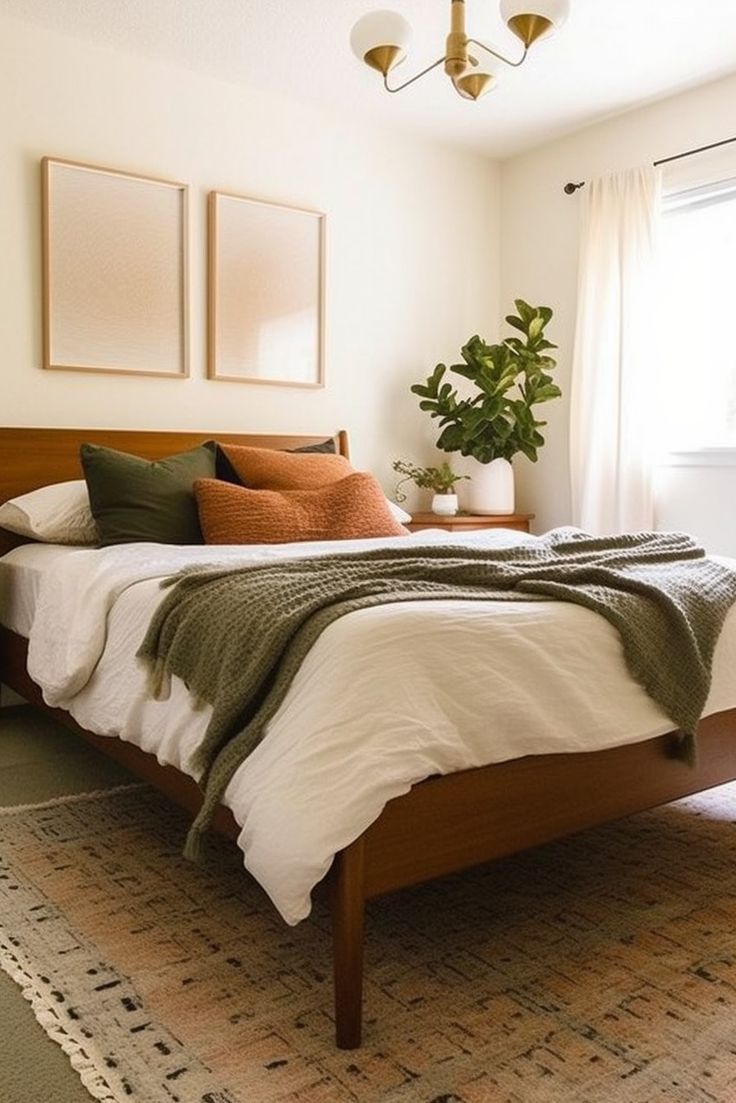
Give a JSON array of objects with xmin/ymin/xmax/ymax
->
[{"xmin": 1, "ymin": 784, "xmax": 736, "ymax": 1103}]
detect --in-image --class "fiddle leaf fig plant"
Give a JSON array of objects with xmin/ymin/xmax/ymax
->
[{"xmin": 410, "ymin": 300, "xmax": 561, "ymax": 464}]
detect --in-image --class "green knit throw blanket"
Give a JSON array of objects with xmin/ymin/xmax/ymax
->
[{"xmin": 136, "ymin": 529, "xmax": 736, "ymax": 859}]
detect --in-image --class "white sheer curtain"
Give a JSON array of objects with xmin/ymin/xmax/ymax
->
[{"xmin": 570, "ymin": 167, "xmax": 661, "ymax": 534}]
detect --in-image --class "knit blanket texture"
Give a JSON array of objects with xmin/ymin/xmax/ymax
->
[{"xmin": 136, "ymin": 529, "xmax": 736, "ymax": 857}]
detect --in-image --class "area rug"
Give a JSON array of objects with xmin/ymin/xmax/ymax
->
[{"xmin": 2, "ymin": 785, "xmax": 736, "ymax": 1103}]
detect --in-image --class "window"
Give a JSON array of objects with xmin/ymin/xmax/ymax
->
[{"xmin": 657, "ymin": 179, "xmax": 736, "ymax": 452}]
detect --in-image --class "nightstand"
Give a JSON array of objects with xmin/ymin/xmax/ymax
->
[{"xmin": 406, "ymin": 512, "xmax": 534, "ymax": 534}]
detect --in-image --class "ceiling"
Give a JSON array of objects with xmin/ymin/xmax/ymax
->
[{"xmin": 5, "ymin": 0, "xmax": 736, "ymax": 157}]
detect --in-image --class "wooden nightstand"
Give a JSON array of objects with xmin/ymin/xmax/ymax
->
[{"xmin": 406, "ymin": 512, "xmax": 534, "ymax": 534}]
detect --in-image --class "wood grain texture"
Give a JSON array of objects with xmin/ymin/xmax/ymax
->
[
  {"xmin": 330, "ymin": 837, "xmax": 366, "ymax": 1050},
  {"xmin": 407, "ymin": 512, "xmax": 534, "ymax": 533},
  {"xmin": 361, "ymin": 712, "xmax": 736, "ymax": 898}
]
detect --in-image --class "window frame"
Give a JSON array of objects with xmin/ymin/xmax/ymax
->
[{"xmin": 657, "ymin": 176, "xmax": 736, "ymax": 464}]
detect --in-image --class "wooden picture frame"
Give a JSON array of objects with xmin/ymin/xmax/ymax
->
[
  {"xmin": 42, "ymin": 157, "xmax": 189, "ymax": 378},
  {"xmin": 208, "ymin": 191, "xmax": 325, "ymax": 388}
]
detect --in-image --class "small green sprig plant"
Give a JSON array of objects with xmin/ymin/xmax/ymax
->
[{"xmin": 392, "ymin": 459, "xmax": 468, "ymax": 504}]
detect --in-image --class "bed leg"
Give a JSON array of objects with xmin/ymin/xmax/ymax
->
[{"xmin": 331, "ymin": 836, "xmax": 365, "ymax": 1049}]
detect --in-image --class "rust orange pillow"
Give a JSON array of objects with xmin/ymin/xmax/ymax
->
[
  {"xmin": 194, "ymin": 473, "xmax": 408, "ymax": 545},
  {"xmin": 219, "ymin": 444, "xmax": 352, "ymax": 490}
]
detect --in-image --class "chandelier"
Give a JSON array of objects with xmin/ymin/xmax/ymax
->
[{"xmin": 350, "ymin": 0, "xmax": 570, "ymax": 101}]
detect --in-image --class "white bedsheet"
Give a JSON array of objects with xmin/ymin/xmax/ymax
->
[
  {"xmin": 6, "ymin": 531, "xmax": 736, "ymax": 925},
  {"xmin": 0, "ymin": 543, "xmax": 76, "ymax": 637}
]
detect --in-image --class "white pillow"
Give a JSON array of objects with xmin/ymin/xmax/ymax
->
[
  {"xmin": 386, "ymin": 499, "xmax": 412, "ymax": 524},
  {"xmin": 0, "ymin": 480, "xmax": 99, "ymax": 545}
]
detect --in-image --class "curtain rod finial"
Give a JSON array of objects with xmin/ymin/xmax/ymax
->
[{"xmin": 564, "ymin": 181, "xmax": 585, "ymax": 195}]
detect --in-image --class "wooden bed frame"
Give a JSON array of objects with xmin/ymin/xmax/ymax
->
[{"xmin": 3, "ymin": 426, "xmax": 736, "ymax": 1050}]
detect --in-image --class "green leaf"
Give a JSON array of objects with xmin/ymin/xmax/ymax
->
[
  {"xmin": 451, "ymin": 363, "xmax": 480, "ymax": 382},
  {"xmin": 514, "ymin": 299, "xmax": 535, "ymax": 325},
  {"xmin": 528, "ymin": 317, "xmax": 544, "ymax": 340},
  {"xmin": 533, "ymin": 384, "xmax": 562, "ymax": 402},
  {"xmin": 409, "ymin": 301, "xmax": 559, "ymax": 463}
]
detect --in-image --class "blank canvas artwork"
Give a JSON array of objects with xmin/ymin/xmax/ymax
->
[
  {"xmin": 209, "ymin": 192, "xmax": 324, "ymax": 387},
  {"xmin": 43, "ymin": 158, "xmax": 188, "ymax": 376}
]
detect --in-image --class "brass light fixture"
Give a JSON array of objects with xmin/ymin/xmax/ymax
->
[{"xmin": 350, "ymin": 0, "xmax": 570, "ymax": 102}]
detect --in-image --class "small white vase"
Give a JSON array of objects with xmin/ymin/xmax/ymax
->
[
  {"xmin": 431, "ymin": 492, "xmax": 458, "ymax": 516},
  {"xmin": 462, "ymin": 457, "xmax": 514, "ymax": 515}
]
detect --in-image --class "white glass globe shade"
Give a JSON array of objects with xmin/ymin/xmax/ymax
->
[
  {"xmin": 350, "ymin": 10, "xmax": 412, "ymax": 62},
  {"xmin": 499, "ymin": 0, "xmax": 570, "ymax": 36}
]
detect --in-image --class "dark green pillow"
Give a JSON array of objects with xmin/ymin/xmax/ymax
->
[
  {"xmin": 80, "ymin": 441, "xmax": 217, "ymax": 546},
  {"xmin": 289, "ymin": 439, "xmax": 337, "ymax": 455}
]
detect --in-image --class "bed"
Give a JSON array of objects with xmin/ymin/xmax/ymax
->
[{"xmin": 3, "ymin": 425, "xmax": 736, "ymax": 1051}]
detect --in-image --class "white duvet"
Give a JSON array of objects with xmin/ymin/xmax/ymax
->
[{"xmin": 15, "ymin": 530, "xmax": 736, "ymax": 924}]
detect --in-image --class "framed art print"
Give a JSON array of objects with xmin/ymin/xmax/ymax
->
[
  {"xmin": 42, "ymin": 157, "xmax": 189, "ymax": 377},
  {"xmin": 208, "ymin": 191, "xmax": 325, "ymax": 387}
]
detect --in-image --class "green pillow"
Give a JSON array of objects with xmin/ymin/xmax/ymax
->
[
  {"xmin": 289, "ymin": 439, "xmax": 337, "ymax": 455},
  {"xmin": 80, "ymin": 441, "xmax": 217, "ymax": 546}
]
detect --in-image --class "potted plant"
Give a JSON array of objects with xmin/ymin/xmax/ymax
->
[
  {"xmin": 410, "ymin": 300, "xmax": 561, "ymax": 514},
  {"xmin": 392, "ymin": 458, "xmax": 468, "ymax": 516}
]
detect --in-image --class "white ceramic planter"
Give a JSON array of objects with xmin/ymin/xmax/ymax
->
[
  {"xmin": 461, "ymin": 457, "xmax": 515, "ymax": 515},
  {"xmin": 431, "ymin": 492, "xmax": 458, "ymax": 516}
]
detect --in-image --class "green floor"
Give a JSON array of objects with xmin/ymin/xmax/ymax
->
[{"xmin": 0, "ymin": 704, "xmax": 135, "ymax": 1103}]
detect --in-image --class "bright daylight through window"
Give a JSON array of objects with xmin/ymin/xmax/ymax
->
[{"xmin": 658, "ymin": 180, "xmax": 736, "ymax": 452}]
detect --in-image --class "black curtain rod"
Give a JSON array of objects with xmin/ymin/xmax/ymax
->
[{"xmin": 563, "ymin": 134, "xmax": 736, "ymax": 195}]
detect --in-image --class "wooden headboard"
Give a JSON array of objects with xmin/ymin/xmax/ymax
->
[{"xmin": 0, "ymin": 427, "xmax": 349, "ymax": 555}]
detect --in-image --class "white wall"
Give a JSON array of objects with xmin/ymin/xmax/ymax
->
[
  {"xmin": 501, "ymin": 72, "xmax": 736, "ymax": 551},
  {"xmin": 0, "ymin": 15, "xmax": 499, "ymax": 500}
]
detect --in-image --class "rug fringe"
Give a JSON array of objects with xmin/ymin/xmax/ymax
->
[
  {"xmin": 0, "ymin": 781, "xmax": 148, "ymax": 817},
  {"xmin": 0, "ymin": 929, "xmax": 122, "ymax": 1103}
]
